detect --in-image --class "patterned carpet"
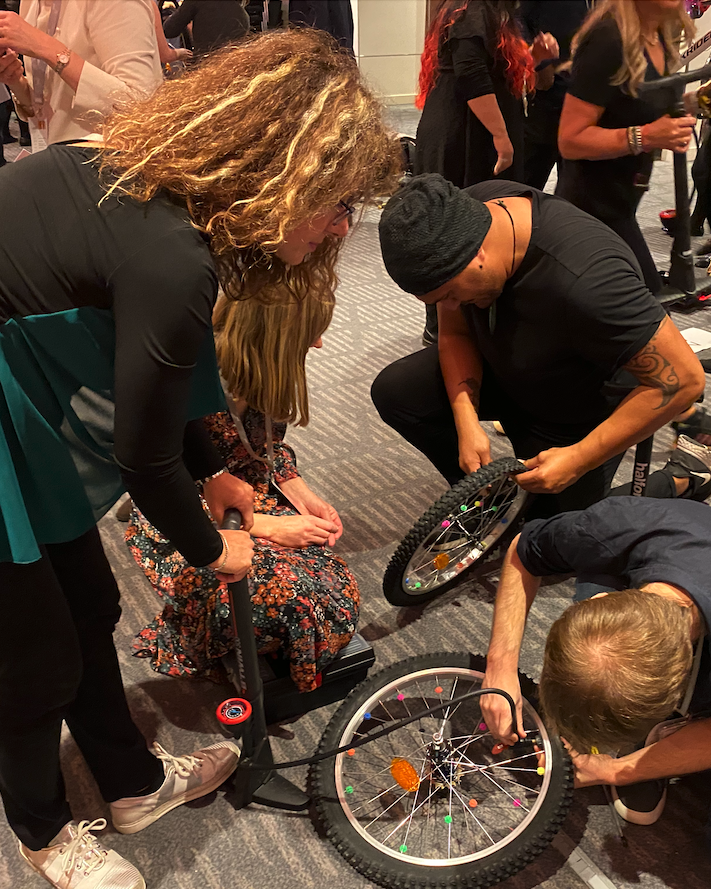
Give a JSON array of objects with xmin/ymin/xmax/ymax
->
[{"xmin": 2, "ymin": 108, "xmax": 711, "ymax": 889}]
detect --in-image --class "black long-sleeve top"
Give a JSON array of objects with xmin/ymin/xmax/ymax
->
[
  {"xmin": 163, "ymin": 0, "xmax": 250, "ymax": 55},
  {"xmin": 0, "ymin": 144, "xmax": 225, "ymax": 567}
]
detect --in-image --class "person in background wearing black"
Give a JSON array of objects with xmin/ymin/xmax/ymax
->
[
  {"xmin": 519, "ymin": 0, "xmax": 589, "ymax": 190},
  {"xmin": 163, "ymin": 0, "xmax": 250, "ymax": 56},
  {"xmin": 289, "ymin": 0, "xmax": 354, "ymax": 53},
  {"xmin": 414, "ymin": 0, "xmax": 557, "ymax": 346},
  {"xmin": 557, "ymin": 0, "xmax": 696, "ymax": 294},
  {"xmin": 372, "ymin": 174, "xmax": 708, "ymax": 518}
]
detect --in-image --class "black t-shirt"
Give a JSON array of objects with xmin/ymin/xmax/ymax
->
[
  {"xmin": 518, "ymin": 497, "xmax": 711, "ymax": 712},
  {"xmin": 461, "ymin": 181, "xmax": 665, "ymax": 434},
  {"xmin": 556, "ymin": 17, "xmax": 666, "ymax": 219},
  {"xmin": 0, "ymin": 145, "xmax": 225, "ymax": 567}
]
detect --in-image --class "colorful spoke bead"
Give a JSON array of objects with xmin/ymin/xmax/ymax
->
[
  {"xmin": 390, "ymin": 757, "xmax": 421, "ymax": 792},
  {"xmin": 468, "ymin": 799, "xmax": 478, "ymax": 808},
  {"xmin": 396, "ymin": 693, "xmax": 405, "ymax": 701},
  {"xmin": 434, "ymin": 686, "xmax": 443, "ymax": 694},
  {"xmin": 345, "ymin": 786, "xmax": 354, "ymax": 794},
  {"xmin": 441, "ymin": 520, "xmax": 451, "ymax": 528},
  {"xmin": 478, "ymin": 723, "xmax": 487, "ymax": 731},
  {"xmin": 537, "ymin": 766, "xmax": 545, "ymax": 775},
  {"xmin": 347, "ymin": 749, "xmax": 356, "ymax": 756},
  {"xmin": 513, "ymin": 799, "xmax": 521, "ymax": 807},
  {"xmin": 444, "ymin": 815, "xmax": 453, "ymax": 824},
  {"xmin": 433, "ymin": 552, "xmax": 450, "ymax": 570},
  {"xmin": 399, "ymin": 845, "xmax": 408, "ymax": 854}
]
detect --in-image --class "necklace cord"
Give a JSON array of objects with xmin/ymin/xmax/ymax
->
[{"xmin": 495, "ymin": 200, "xmax": 516, "ymax": 278}]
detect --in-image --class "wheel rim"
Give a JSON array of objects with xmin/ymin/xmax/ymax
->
[
  {"xmin": 402, "ymin": 475, "xmax": 527, "ymax": 596},
  {"xmin": 333, "ymin": 667, "xmax": 552, "ymax": 866}
]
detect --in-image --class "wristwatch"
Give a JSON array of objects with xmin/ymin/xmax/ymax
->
[{"xmin": 53, "ymin": 49, "xmax": 71, "ymax": 76}]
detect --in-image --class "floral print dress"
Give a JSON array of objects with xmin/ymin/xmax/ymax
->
[{"xmin": 126, "ymin": 409, "xmax": 360, "ymax": 693}]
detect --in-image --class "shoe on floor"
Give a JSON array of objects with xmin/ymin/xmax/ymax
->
[
  {"xmin": 115, "ymin": 497, "xmax": 133, "ymax": 522},
  {"xmin": 611, "ymin": 778, "xmax": 667, "ymax": 825},
  {"xmin": 609, "ymin": 717, "xmax": 687, "ymax": 826},
  {"xmin": 110, "ymin": 740, "xmax": 240, "ymax": 834},
  {"xmin": 20, "ymin": 818, "xmax": 145, "ymax": 888},
  {"xmin": 694, "ymin": 237, "xmax": 711, "ymax": 256},
  {"xmin": 671, "ymin": 406, "xmax": 711, "ymax": 443},
  {"xmin": 662, "ymin": 434, "xmax": 711, "ymax": 501}
]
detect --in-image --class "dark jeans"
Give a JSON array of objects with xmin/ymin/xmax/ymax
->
[
  {"xmin": 0, "ymin": 527, "xmax": 162, "ymax": 850},
  {"xmin": 371, "ymin": 346, "xmax": 623, "ymax": 518}
]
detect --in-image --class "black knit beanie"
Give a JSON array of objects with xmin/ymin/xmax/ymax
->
[{"xmin": 379, "ymin": 174, "xmax": 492, "ymax": 296}]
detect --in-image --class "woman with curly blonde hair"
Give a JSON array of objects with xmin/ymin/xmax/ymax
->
[
  {"xmin": 0, "ymin": 28, "xmax": 400, "ymax": 889},
  {"xmin": 557, "ymin": 0, "xmax": 696, "ymax": 293}
]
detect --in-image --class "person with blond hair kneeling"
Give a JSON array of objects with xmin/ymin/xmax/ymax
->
[{"xmin": 480, "ymin": 495, "xmax": 711, "ymax": 829}]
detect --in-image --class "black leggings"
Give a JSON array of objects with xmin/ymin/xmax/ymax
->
[
  {"xmin": 371, "ymin": 346, "xmax": 623, "ymax": 518},
  {"xmin": 0, "ymin": 527, "xmax": 162, "ymax": 850}
]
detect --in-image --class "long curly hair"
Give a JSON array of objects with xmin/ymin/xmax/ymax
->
[
  {"xmin": 99, "ymin": 29, "xmax": 401, "ymax": 304},
  {"xmin": 213, "ymin": 288, "xmax": 335, "ymax": 426},
  {"xmin": 417, "ymin": 0, "xmax": 534, "ymax": 109},
  {"xmin": 571, "ymin": 0, "xmax": 695, "ymax": 97}
]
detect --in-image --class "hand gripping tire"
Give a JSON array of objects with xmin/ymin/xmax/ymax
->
[
  {"xmin": 310, "ymin": 652, "xmax": 573, "ymax": 889},
  {"xmin": 383, "ymin": 458, "xmax": 531, "ymax": 607}
]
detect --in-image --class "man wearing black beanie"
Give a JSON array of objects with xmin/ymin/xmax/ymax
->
[{"xmin": 372, "ymin": 174, "xmax": 707, "ymax": 514}]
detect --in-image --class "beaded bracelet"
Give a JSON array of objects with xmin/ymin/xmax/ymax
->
[
  {"xmin": 200, "ymin": 466, "xmax": 229, "ymax": 487},
  {"xmin": 213, "ymin": 531, "xmax": 230, "ymax": 572},
  {"xmin": 626, "ymin": 125, "xmax": 644, "ymax": 156}
]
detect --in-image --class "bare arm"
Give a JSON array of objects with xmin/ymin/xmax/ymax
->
[
  {"xmin": 570, "ymin": 719, "xmax": 711, "ymax": 787},
  {"xmin": 517, "ymin": 317, "xmax": 705, "ymax": 494},
  {"xmin": 437, "ymin": 303, "xmax": 491, "ymax": 473},
  {"xmin": 481, "ymin": 535, "xmax": 542, "ymax": 744},
  {"xmin": 151, "ymin": 1, "xmax": 190, "ymax": 65},
  {"xmin": 467, "ymin": 94, "xmax": 512, "ymax": 175},
  {"xmin": 558, "ymin": 93, "xmax": 696, "ymax": 161}
]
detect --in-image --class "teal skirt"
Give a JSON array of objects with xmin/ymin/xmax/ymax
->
[{"xmin": 0, "ymin": 307, "xmax": 226, "ymax": 564}]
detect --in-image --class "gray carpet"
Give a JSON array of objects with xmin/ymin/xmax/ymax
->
[{"xmin": 3, "ymin": 108, "xmax": 711, "ymax": 889}]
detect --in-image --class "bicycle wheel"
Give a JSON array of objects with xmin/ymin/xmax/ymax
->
[
  {"xmin": 383, "ymin": 458, "xmax": 531, "ymax": 607},
  {"xmin": 310, "ymin": 652, "xmax": 573, "ymax": 889}
]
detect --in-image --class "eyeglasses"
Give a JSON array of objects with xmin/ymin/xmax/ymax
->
[{"xmin": 331, "ymin": 199, "xmax": 356, "ymax": 227}]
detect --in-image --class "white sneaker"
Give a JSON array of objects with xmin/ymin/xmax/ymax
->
[
  {"xmin": 20, "ymin": 819, "xmax": 145, "ymax": 889},
  {"xmin": 110, "ymin": 740, "xmax": 240, "ymax": 834}
]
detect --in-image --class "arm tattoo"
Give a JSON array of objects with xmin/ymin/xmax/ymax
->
[
  {"xmin": 461, "ymin": 377, "xmax": 482, "ymax": 409},
  {"xmin": 624, "ymin": 320, "xmax": 680, "ymax": 410}
]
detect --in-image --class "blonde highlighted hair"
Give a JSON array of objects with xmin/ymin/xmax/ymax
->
[
  {"xmin": 213, "ymin": 288, "xmax": 335, "ymax": 426},
  {"xmin": 99, "ymin": 29, "xmax": 401, "ymax": 304},
  {"xmin": 539, "ymin": 589, "xmax": 693, "ymax": 753},
  {"xmin": 572, "ymin": 0, "xmax": 694, "ymax": 97}
]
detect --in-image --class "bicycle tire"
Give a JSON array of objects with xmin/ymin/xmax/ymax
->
[
  {"xmin": 383, "ymin": 458, "xmax": 531, "ymax": 607},
  {"xmin": 310, "ymin": 652, "xmax": 573, "ymax": 889}
]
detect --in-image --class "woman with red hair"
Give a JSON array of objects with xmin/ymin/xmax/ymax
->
[{"xmin": 415, "ymin": 0, "xmax": 556, "ymax": 344}]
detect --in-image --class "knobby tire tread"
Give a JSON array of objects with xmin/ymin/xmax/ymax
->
[
  {"xmin": 310, "ymin": 652, "xmax": 574, "ymax": 889},
  {"xmin": 383, "ymin": 458, "xmax": 529, "ymax": 607}
]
